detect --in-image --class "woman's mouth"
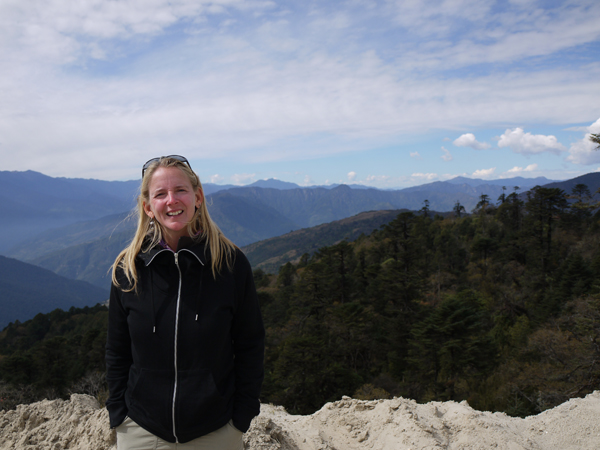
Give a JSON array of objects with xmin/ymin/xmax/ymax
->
[{"xmin": 167, "ymin": 210, "xmax": 183, "ymax": 216}]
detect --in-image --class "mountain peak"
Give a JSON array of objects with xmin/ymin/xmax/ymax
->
[{"xmin": 248, "ymin": 179, "xmax": 300, "ymax": 190}]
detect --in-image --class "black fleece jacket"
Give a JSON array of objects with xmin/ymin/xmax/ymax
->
[{"xmin": 105, "ymin": 237, "xmax": 264, "ymax": 443}]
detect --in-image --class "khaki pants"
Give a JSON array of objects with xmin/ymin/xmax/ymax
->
[{"xmin": 116, "ymin": 417, "xmax": 244, "ymax": 450}]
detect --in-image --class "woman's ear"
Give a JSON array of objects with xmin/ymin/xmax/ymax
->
[
  {"xmin": 143, "ymin": 201, "xmax": 154, "ymax": 219},
  {"xmin": 195, "ymin": 188, "xmax": 204, "ymax": 208}
]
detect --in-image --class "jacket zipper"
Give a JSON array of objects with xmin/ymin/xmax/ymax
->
[{"xmin": 172, "ymin": 252, "xmax": 182, "ymax": 443}]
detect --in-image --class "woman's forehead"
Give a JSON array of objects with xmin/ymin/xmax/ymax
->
[{"xmin": 148, "ymin": 166, "xmax": 193, "ymax": 189}]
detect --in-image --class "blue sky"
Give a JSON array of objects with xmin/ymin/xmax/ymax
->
[{"xmin": 1, "ymin": 0, "xmax": 600, "ymax": 188}]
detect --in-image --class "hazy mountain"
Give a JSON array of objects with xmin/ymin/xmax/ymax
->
[
  {"xmin": 7, "ymin": 212, "xmax": 135, "ymax": 262},
  {"xmin": 28, "ymin": 209, "xmax": 409, "ymax": 288},
  {"xmin": 401, "ymin": 181, "xmax": 502, "ymax": 196},
  {"xmin": 0, "ymin": 170, "xmax": 243, "ymax": 253},
  {"xmin": 204, "ymin": 191, "xmax": 300, "ymax": 244},
  {"xmin": 400, "ymin": 176, "xmax": 559, "ymax": 204},
  {"xmin": 446, "ymin": 176, "xmax": 555, "ymax": 188},
  {"xmin": 3, "ymin": 169, "xmax": 591, "ymax": 265},
  {"xmin": 248, "ymin": 179, "xmax": 301, "ymax": 189},
  {"xmin": 222, "ymin": 184, "xmax": 466, "ymax": 228},
  {"xmin": 540, "ymin": 172, "xmax": 600, "ymax": 198},
  {"xmin": 0, "ymin": 255, "xmax": 108, "ymax": 329},
  {"xmin": 202, "ymin": 183, "xmax": 237, "ymax": 195},
  {"xmin": 0, "ymin": 170, "xmax": 138, "ymax": 253},
  {"xmin": 303, "ymin": 183, "xmax": 376, "ymax": 190},
  {"xmin": 21, "ymin": 192, "xmax": 300, "ymax": 288},
  {"xmin": 8, "ymin": 191, "xmax": 298, "ymax": 265},
  {"xmin": 33, "ymin": 229, "xmax": 134, "ymax": 290},
  {"xmin": 241, "ymin": 209, "xmax": 408, "ymax": 273}
]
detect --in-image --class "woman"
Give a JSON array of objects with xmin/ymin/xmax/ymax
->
[{"xmin": 106, "ymin": 155, "xmax": 264, "ymax": 449}]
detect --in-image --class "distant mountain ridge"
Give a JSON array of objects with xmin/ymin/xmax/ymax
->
[
  {"xmin": 446, "ymin": 176, "xmax": 554, "ymax": 187},
  {"xmin": 1, "ymin": 170, "xmax": 590, "ymax": 265},
  {"xmin": 242, "ymin": 209, "xmax": 409, "ymax": 273},
  {"xmin": 0, "ymin": 254, "xmax": 108, "ymax": 329},
  {"xmin": 0, "ymin": 170, "xmax": 138, "ymax": 253}
]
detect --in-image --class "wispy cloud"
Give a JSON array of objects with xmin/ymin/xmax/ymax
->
[
  {"xmin": 0, "ymin": 0, "xmax": 599, "ymax": 184},
  {"xmin": 441, "ymin": 147, "xmax": 453, "ymax": 161},
  {"xmin": 411, "ymin": 173, "xmax": 438, "ymax": 182},
  {"xmin": 231, "ymin": 173, "xmax": 256, "ymax": 185}
]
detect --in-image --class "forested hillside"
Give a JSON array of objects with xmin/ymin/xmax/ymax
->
[
  {"xmin": 0, "ymin": 304, "xmax": 108, "ymax": 410},
  {"xmin": 257, "ymin": 184, "xmax": 600, "ymax": 416},
  {"xmin": 243, "ymin": 209, "xmax": 411, "ymax": 273},
  {"xmin": 2, "ymin": 184, "xmax": 600, "ymax": 419}
]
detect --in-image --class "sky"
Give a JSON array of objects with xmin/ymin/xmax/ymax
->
[{"xmin": 1, "ymin": 0, "xmax": 600, "ymax": 189}]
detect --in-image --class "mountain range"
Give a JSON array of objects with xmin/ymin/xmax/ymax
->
[
  {"xmin": 2, "ymin": 169, "xmax": 600, "ymax": 328},
  {"xmin": 0, "ymin": 170, "xmax": 563, "ymax": 254}
]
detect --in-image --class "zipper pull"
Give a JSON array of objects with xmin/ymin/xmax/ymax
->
[{"xmin": 174, "ymin": 253, "xmax": 179, "ymax": 266}]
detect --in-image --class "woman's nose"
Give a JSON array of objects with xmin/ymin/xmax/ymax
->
[{"xmin": 166, "ymin": 192, "xmax": 177, "ymax": 203}]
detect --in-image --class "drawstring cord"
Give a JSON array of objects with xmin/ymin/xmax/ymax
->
[
  {"xmin": 147, "ymin": 248, "xmax": 204, "ymax": 331},
  {"xmin": 150, "ymin": 270, "xmax": 157, "ymax": 333},
  {"xmin": 195, "ymin": 268, "xmax": 203, "ymax": 322}
]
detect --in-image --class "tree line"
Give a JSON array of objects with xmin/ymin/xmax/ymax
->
[
  {"xmin": 258, "ymin": 183, "xmax": 600, "ymax": 416},
  {"xmin": 1, "ymin": 183, "xmax": 600, "ymax": 417}
]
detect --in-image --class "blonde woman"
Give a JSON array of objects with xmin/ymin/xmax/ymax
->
[{"xmin": 106, "ymin": 156, "xmax": 264, "ymax": 449}]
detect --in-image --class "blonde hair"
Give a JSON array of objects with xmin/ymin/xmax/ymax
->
[{"xmin": 111, "ymin": 157, "xmax": 236, "ymax": 291}]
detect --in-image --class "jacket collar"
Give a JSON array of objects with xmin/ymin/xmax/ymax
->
[{"xmin": 137, "ymin": 236, "xmax": 209, "ymax": 267}]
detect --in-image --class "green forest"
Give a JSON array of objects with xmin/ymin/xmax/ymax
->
[{"xmin": 2, "ymin": 184, "xmax": 600, "ymax": 418}]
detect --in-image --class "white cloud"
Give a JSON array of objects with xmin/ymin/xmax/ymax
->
[
  {"xmin": 347, "ymin": 171, "xmax": 357, "ymax": 181},
  {"xmin": 0, "ymin": 0, "xmax": 263, "ymax": 64},
  {"xmin": 566, "ymin": 118, "xmax": 600, "ymax": 165},
  {"xmin": 441, "ymin": 146, "xmax": 453, "ymax": 161},
  {"xmin": 498, "ymin": 128, "xmax": 566, "ymax": 155},
  {"xmin": 365, "ymin": 175, "xmax": 390, "ymax": 183},
  {"xmin": 231, "ymin": 173, "xmax": 256, "ymax": 185},
  {"xmin": 0, "ymin": 0, "xmax": 600, "ymax": 181},
  {"xmin": 505, "ymin": 164, "xmax": 538, "ymax": 174},
  {"xmin": 502, "ymin": 164, "xmax": 538, "ymax": 177},
  {"xmin": 453, "ymin": 133, "xmax": 490, "ymax": 150},
  {"xmin": 472, "ymin": 168, "xmax": 496, "ymax": 179},
  {"xmin": 387, "ymin": 0, "xmax": 600, "ymax": 71},
  {"xmin": 410, "ymin": 151, "xmax": 421, "ymax": 159},
  {"xmin": 209, "ymin": 174, "xmax": 224, "ymax": 183},
  {"xmin": 411, "ymin": 173, "xmax": 438, "ymax": 182}
]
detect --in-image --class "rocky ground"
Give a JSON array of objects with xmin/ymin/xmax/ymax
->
[{"xmin": 1, "ymin": 392, "xmax": 600, "ymax": 449}]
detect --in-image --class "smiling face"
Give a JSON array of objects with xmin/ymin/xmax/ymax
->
[{"xmin": 143, "ymin": 166, "xmax": 203, "ymax": 249}]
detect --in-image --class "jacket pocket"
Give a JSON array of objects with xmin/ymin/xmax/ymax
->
[
  {"xmin": 129, "ymin": 367, "xmax": 173, "ymax": 432},
  {"xmin": 175, "ymin": 369, "xmax": 228, "ymax": 430}
]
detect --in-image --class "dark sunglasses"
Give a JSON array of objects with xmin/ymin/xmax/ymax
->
[{"xmin": 142, "ymin": 155, "xmax": 192, "ymax": 178}]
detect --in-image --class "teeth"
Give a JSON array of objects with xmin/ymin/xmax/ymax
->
[{"xmin": 167, "ymin": 210, "xmax": 183, "ymax": 216}]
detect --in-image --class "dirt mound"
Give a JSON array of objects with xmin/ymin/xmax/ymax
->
[
  {"xmin": 0, "ymin": 394, "xmax": 113, "ymax": 450},
  {"xmin": 2, "ymin": 392, "xmax": 600, "ymax": 449}
]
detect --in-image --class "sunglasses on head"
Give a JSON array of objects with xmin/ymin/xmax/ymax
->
[{"xmin": 142, "ymin": 155, "xmax": 192, "ymax": 178}]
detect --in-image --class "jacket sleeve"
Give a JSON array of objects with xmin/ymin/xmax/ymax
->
[
  {"xmin": 231, "ymin": 251, "xmax": 265, "ymax": 432},
  {"xmin": 105, "ymin": 278, "xmax": 133, "ymax": 428}
]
